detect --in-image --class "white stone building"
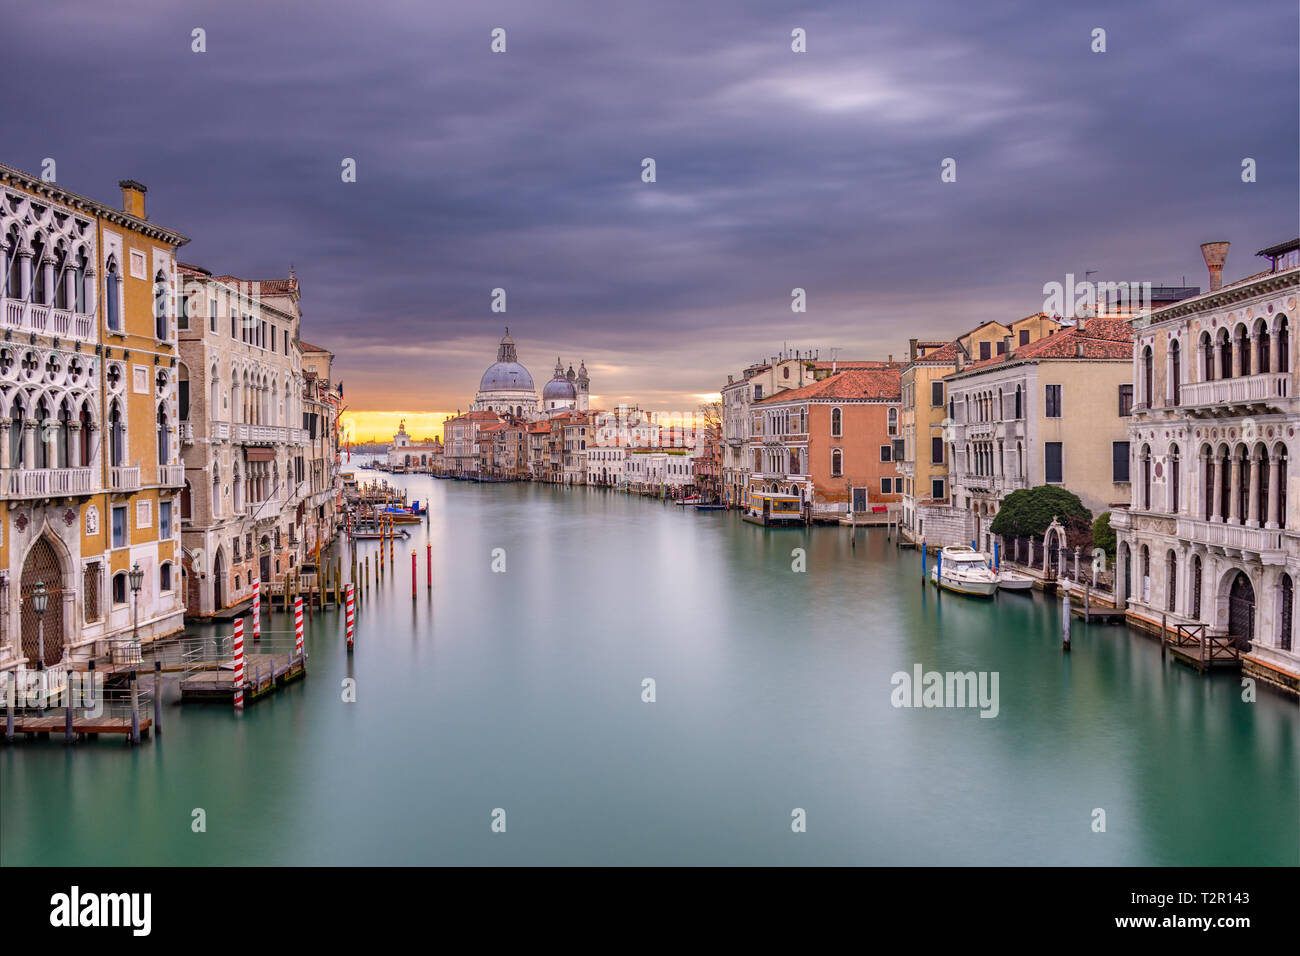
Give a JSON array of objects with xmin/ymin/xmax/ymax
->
[{"xmin": 1111, "ymin": 239, "xmax": 1300, "ymax": 696}]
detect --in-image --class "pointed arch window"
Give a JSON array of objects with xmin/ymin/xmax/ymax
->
[{"xmin": 106, "ymin": 258, "xmax": 121, "ymax": 331}]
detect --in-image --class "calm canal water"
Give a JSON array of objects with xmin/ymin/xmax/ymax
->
[{"xmin": 3, "ymin": 471, "xmax": 1297, "ymax": 865}]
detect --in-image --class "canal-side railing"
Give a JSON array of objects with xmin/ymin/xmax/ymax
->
[{"xmin": 1168, "ymin": 623, "xmax": 1240, "ymax": 666}]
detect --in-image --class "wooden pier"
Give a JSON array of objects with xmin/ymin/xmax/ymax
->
[
  {"xmin": 180, "ymin": 652, "xmax": 305, "ymax": 703},
  {"xmin": 8, "ymin": 714, "xmax": 153, "ymax": 739}
]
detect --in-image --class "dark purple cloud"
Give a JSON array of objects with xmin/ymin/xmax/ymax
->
[{"xmin": 4, "ymin": 0, "xmax": 1296, "ymax": 410}]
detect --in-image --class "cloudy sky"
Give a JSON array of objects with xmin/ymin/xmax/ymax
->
[{"xmin": 5, "ymin": 0, "xmax": 1296, "ymax": 439}]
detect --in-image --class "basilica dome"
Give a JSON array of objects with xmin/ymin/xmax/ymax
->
[{"xmin": 478, "ymin": 331, "xmax": 534, "ymax": 392}]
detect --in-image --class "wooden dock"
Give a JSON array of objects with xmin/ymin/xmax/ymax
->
[
  {"xmin": 8, "ymin": 714, "xmax": 153, "ymax": 739},
  {"xmin": 180, "ymin": 653, "xmax": 305, "ymax": 703}
]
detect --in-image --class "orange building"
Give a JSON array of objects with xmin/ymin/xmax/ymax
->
[{"xmin": 747, "ymin": 367, "xmax": 902, "ymax": 521}]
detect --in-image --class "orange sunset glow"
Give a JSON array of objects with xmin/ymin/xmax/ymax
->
[{"xmin": 340, "ymin": 410, "xmax": 458, "ymax": 444}]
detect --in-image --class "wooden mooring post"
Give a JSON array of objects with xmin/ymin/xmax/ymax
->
[
  {"xmin": 129, "ymin": 670, "xmax": 141, "ymax": 746},
  {"xmin": 6, "ymin": 668, "xmax": 16, "ymax": 742},
  {"xmin": 1061, "ymin": 585, "xmax": 1071, "ymax": 652}
]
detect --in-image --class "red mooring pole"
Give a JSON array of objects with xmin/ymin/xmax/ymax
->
[
  {"xmin": 426, "ymin": 542, "xmax": 432, "ymax": 589},
  {"xmin": 345, "ymin": 583, "xmax": 355, "ymax": 651},
  {"xmin": 411, "ymin": 550, "xmax": 416, "ymax": 599},
  {"xmin": 232, "ymin": 618, "xmax": 245, "ymax": 711}
]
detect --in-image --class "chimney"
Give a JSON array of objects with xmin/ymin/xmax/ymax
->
[
  {"xmin": 888, "ymin": 354, "xmax": 893, "ymax": 363},
  {"xmin": 1076, "ymin": 316, "xmax": 1086, "ymax": 333},
  {"xmin": 909, "ymin": 338, "xmax": 918, "ymax": 361},
  {"xmin": 1002, "ymin": 335, "xmax": 1012, "ymax": 355},
  {"xmin": 1201, "ymin": 241, "xmax": 1230, "ymax": 292},
  {"xmin": 119, "ymin": 179, "xmax": 148, "ymax": 219}
]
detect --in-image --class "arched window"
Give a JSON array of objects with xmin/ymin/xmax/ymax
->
[
  {"xmin": 112, "ymin": 572, "xmax": 128, "ymax": 605},
  {"xmin": 1191, "ymin": 555, "xmax": 1203, "ymax": 619},
  {"xmin": 1140, "ymin": 545, "xmax": 1151, "ymax": 603},
  {"xmin": 1141, "ymin": 444, "xmax": 1152, "ymax": 510},
  {"xmin": 160, "ymin": 562, "xmax": 172, "ymax": 592},
  {"xmin": 1281, "ymin": 573, "xmax": 1294, "ymax": 652},
  {"xmin": 4, "ymin": 225, "xmax": 21, "ymax": 297},
  {"xmin": 831, "ymin": 448, "xmax": 843, "ymax": 477},
  {"xmin": 109, "ymin": 401, "xmax": 124, "ymax": 467},
  {"xmin": 1142, "ymin": 346, "xmax": 1153, "ymax": 407},
  {"xmin": 157, "ymin": 407, "xmax": 169, "ymax": 464},
  {"xmin": 9, "ymin": 400, "xmax": 24, "ymax": 466},
  {"xmin": 1200, "ymin": 331, "xmax": 1214, "ymax": 380},
  {"xmin": 31, "ymin": 234, "xmax": 46, "ymax": 304},
  {"xmin": 1169, "ymin": 444, "xmax": 1180, "ymax": 514},
  {"xmin": 1236, "ymin": 324, "xmax": 1250, "ymax": 376},
  {"xmin": 78, "ymin": 402, "xmax": 92, "ymax": 467},
  {"xmin": 830, "ymin": 407, "xmax": 842, "ymax": 437},
  {"xmin": 33, "ymin": 395, "xmax": 49, "ymax": 469},
  {"xmin": 53, "ymin": 243, "xmax": 68, "ymax": 309},
  {"xmin": 1256, "ymin": 321, "xmax": 1271, "ymax": 374},
  {"xmin": 887, "ymin": 407, "xmax": 898, "ymax": 436},
  {"xmin": 74, "ymin": 248, "xmax": 88, "ymax": 313},
  {"xmin": 1278, "ymin": 317, "xmax": 1290, "ymax": 374},
  {"xmin": 1218, "ymin": 328, "xmax": 1232, "ymax": 380},
  {"xmin": 57, "ymin": 398, "xmax": 72, "ymax": 469},
  {"xmin": 1169, "ymin": 339, "xmax": 1181, "ymax": 406},
  {"xmin": 1165, "ymin": 550, "xmax": 1177, "ymax": 613},
  {"xmin": 105, "ymin": 257, "xmax": 121, "ymax": 331},
  {"xmin": 1014, "ymin": 385, "xmax": 1022, "ymax": 419}
]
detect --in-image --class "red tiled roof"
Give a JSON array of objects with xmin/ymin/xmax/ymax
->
[
  {"xmin": 959, "ymin": 319, "xmax": 1132, "ymax": 372},
  {"xmin": 756, "ymin": 367, "xmax": 901, "ymax": 403},
  {"xmin": 300, "ymin": 340, "xmax": 330, "ymax": 353}
]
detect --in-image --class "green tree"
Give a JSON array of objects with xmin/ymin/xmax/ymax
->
[
  {"xmin": 990, "ymin": 485, "xmax": 1092, "ymax": 540},
  {"xmin": 1092, "ymin": 511, "xmax": 1116, "ymax": 557}
]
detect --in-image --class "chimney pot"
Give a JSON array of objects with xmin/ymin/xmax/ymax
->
[
  {"xmin": 909, "ymin": 337, "xmax": 918, "ymax": 361},
  {"xmin": 118, "ymin": 179, "xmax": 148, "ymax": 219},
  {"xmin": 1201, "ymin": 241, "xmax": 1230, "ymax": 292}
]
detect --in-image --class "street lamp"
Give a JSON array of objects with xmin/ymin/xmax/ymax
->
[
  {"xmin": 128, "ymin": 561, "xmax": 144, "ymax": 662},
  {"xmin": 31, "ymin": 581, "xmax": 48, "ymax": 716}
]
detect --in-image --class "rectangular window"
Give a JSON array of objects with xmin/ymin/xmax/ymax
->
[
  {"xmin": 1019, "ymin": 329, "xmax": 1030, "ymax": 346},
  {"xmin": 879, "ymin": 445, "xmax": 892, "ymax": 462},
  {"xmin": 160, "ymin": 500, "xmax": 173, "ymax": 539},
  {"xmin": 284, "ymin": 330, "xmax": 290, "ymax": 354},
  {"xmin": 1045, "ymin": 442, "xmax": 1063, "ymax": 483},
  {"xmin": 881, "ymin": 477, "xmax": 893, "ymax": 494},
  {"xmin": 111, "ymin": 505, "xmax": 127, "ymax": 548},
  {"xmin": 231, "ymin": 311, "xmax": 237, "ymax": 338},
  {"xmin": 892, "ymin": 438, "xmax": 905, "ymax": 462},
  {"xmin": 83, "ymin": 563, "xmax": 101, "ymax": 623},
  {"xmin": 1118, "ymin": 384, "xmax": 1133, "ymax": 417},
  {"xmin": 931, "ymin": 381, "xmax": 944, "ymax": 407},
  {"xmin": 1045, "ymin": 384, "xmax": 1062, "ymax": 418},
  {"xmin": 209, "ymin": 299, "xmax": 218, "ymax": 333},
  {"xmin": 996, "ymin": 340, "xmax": 1006, "ymax": 354},
  {"xmin": 931, "ymin": 436, "xmax": 944, "ymax": 465},
  {"xmin": 261, "ymin": 320, "xmax": 267, "ymax": 348},
  {"xmin": 178, "ymin": 297, "xmax": 190, "ymax": 330},
  {"xmin": 271, "ymin": 326, "xmax": 277, "ymax": 353},
  {"xmin": 753, "ymin": 385, "xmax": 762, "ymax": 400},
  {"xmin": 979, "ymin": 341, "xmax": 991, "ymax": 361},
  {"xmin": 931, "ymin": 478, "xmax": 945, "ymax": 500},
  {"xmin": 1112, "ymin": 441, "xmax": 1130, "ymax": 482}
]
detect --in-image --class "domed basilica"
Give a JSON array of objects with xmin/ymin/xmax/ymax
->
[{"xmin": 472, "ymin": 329, "xmax": 588, "ymax": 417}]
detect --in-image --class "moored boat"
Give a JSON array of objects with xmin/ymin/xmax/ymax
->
[
  {"xmin": 742, "ymin": 491, "xmax": 804, "ymax": 527},
  {"xmin": 929, "ymin": 546, "xmax": 999, "ymax": 597},
  {"xmin": 997, "ymin": 570, "xmax": 1035, "ymax": 592}
]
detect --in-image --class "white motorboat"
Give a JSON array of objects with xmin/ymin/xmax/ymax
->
[
  {"xmin": 929, "ymin": 546, "xmax": 999, "ymax": 597},
  {"xmin": 997, "ymin": 570, "xmax": 1035, "ymax": 592}
]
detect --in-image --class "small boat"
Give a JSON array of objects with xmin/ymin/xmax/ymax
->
[
  {"xmin": 997, "ymin": 570, "xmax": 1035, "ymax": 592},
  {"xmin": 674, "ymin": 495, "xmax": 701, "ymax": 506},
  {"xmin": 929, "ymin": 546, "xmax": 999, "ymax": 597},
  {"xmin": 694, "ymin": 503, "xmax": 728, "ymax": 511}
]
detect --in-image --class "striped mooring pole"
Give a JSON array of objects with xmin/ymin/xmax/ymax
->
[
  {"xmin": 232, "ymin": 618, "xmax": 245, "ymax": 711},
  {"xmin": 345, "ymin": 583, "xmax": 355, "ymax": 651},
  {"xmin": 294, "ymin": 596, "xmax": 304, "ymax": 662},
  {"xmin": 251, "ymin": 578, "xmax": 261, "ymax": 642}
]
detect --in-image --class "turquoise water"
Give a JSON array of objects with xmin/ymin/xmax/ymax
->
[{"xmin": 3, "ymin": 474, "xmax": 1297, "ymax": 865}]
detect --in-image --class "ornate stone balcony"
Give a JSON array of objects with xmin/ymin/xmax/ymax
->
[
  {"xmin": 1179, "ymin": 372, "xmax": 1292, "ymax": 415},
  {"xmin": 1175, "ymin": 515, "xmax": 1286, "ymax": 563},
  {"xmin": 3, "ymin": 299, "xmax": 95, "ymax": 344},
  {"xmin": 1, "ymin": 466, "xmax": 95, "ymax": 498},
  {"xmin": 157, "ymin": 464, "xmax": 186, "ymax": 487},
  {"xmin": 108, "ymin": 465, "xmax": 140, "ymax": 492}
]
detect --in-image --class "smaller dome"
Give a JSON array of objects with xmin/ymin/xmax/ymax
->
[{"xmin": 543, "ymin": 376, "xmax": 577, "ymax": 401}]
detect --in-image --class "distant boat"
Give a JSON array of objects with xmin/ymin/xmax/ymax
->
[
  {"xmin": 929, "ymin": 546, "xmax": 999, "ymax": 597},
  {"xmin": 674, "ymin": 495, "xmax": 701, "ymax": 506}
]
